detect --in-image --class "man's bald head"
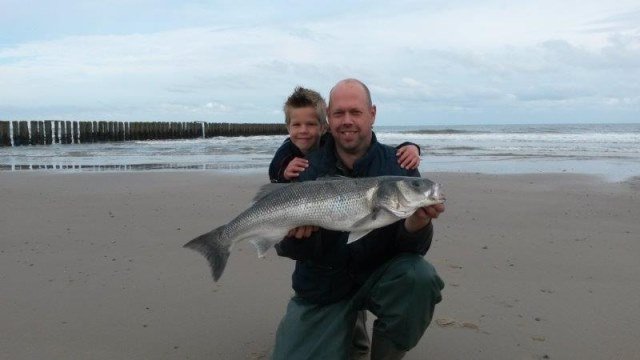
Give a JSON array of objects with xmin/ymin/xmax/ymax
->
[{"xmin": 328, "ymin": 78, "xmax": 373, "ymax": 110}]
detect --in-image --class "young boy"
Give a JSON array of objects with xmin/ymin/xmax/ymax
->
[{"xmin": 269, "ymin": 86, "xmax": 421, "ymax": 183}]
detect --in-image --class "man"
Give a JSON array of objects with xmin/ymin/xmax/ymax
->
[
  {"xmin": 268, "ymin": 86, "xmax": 422, "ymax": 357},
  {"xmin": 272, "ymin": 79, "xmax": 445, "ymax": 360}
]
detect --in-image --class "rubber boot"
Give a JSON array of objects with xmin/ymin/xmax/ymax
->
[
  {"xmin": 349, "ymin": 310, "xmax": 370, "ymax": 360},
  {"xmin": 370, "ymin": 334, "xmax": 406, "ymax": 360}
]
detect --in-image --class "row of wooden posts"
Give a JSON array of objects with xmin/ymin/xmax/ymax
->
[{"xmin": 0, "ymin": 121, "xmax": 288, "ymax": 147}]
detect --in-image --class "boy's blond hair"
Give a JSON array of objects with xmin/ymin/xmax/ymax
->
[{"xmin": 283, "ymin": 86, "xmax": 328, "ymax": 130}]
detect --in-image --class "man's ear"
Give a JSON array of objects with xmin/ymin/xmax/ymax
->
[{"xmin": 370, "ymin": 104, "xmax": 377, "ymax": 126}]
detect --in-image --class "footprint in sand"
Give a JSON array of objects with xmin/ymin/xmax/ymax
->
[{"xmin": 436, "ymin": 317, "xmax": 479, "ymax": 330}]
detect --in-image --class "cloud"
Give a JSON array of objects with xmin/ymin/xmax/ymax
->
[
  {"xmin": 582, "ymin": 8, "xmax": 640, "ymax": 32},
  {"xmin": 1, "ymin": 1, "xmax": 639, "ymax": 124}
]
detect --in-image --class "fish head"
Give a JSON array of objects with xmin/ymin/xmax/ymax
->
[
  {"xmin": 375, "ymin": 177, "xmax": 445, "ymax": 218},
  {"xmin": 395, "ymin": 177, "xmax": 446, "ymax": 209}
]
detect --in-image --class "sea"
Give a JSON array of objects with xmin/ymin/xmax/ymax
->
[{"xmin": 1, "ymin": 123, "xmax": 639, "ymax": 182}]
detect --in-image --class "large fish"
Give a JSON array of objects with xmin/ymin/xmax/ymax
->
[{"xmin": 184, "ymin": 176, "xmax": 445, "ymax": 281}]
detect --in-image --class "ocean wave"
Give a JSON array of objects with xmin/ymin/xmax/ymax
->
[
  {"xmin": 0, "ymin": 162, "xmax": 266, "ymax": 172},
  {"xmin": 399, "ymin": 129, "xmax": 483, "ymax": 135},
  {"xmin": 440, "ymin": 146, "xmax": 480, "ymax": 151}
]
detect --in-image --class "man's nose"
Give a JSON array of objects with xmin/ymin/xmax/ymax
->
[{"xmin": 342, "ymin": 113, "xmax": 355, "ymax": 125}]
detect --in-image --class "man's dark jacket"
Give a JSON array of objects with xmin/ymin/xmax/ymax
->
[
  {"xmin": 269, "ymin": 134, "xmax": 419, "ymax": 183},
  {"xmin": 275, "ymin": 133, "xmax": 434, "ymax": 305}
]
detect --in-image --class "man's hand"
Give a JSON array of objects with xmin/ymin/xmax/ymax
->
[
  {"xmin": 404, "ymin": 203, "xmax": 445, "ymax": 233},
  {"xmin": 396, "ymin": 145, "xmax": 421, "ymax": 170},
  {"xmin": 287, "ymin": 226, "xmax": 319, "ymax": 239},
  {"xmin": 284, "ymin": 157, "xmax": 309, "ymax": 180}
]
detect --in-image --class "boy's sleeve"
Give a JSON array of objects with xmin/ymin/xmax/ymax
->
[
  {"xmin": 269, "ymin": 157, "xmax": 292, "ymax": 183},
  {"xmin": 269, "ymin": 139, "xmax": 295, "ymax": 183}
]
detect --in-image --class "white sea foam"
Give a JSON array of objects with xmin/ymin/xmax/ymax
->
[{"xmin": 1, "ymin": 123, "xmax": 639, "ymax": 180}]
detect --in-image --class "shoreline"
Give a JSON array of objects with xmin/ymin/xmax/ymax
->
[
  {"xmin": 1, "ymin": 171, "xmax": 639, "ymax": 359},
  {"xmin": 1, "ymin": 166, "xmax": 639, "ymax": 184}
]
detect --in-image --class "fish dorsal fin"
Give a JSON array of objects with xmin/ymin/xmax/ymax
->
[
  {"xmin": 317, "ymin": 175, "xmax": 348, "ymax": 181},
  {"xmin": 253, "ymin": 183, "xmax": 290, "ymax": 202}
]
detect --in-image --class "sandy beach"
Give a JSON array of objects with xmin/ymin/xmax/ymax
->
[{"xmin": 1, "ymin": 170, "xmax": 639, "ymax": 360}]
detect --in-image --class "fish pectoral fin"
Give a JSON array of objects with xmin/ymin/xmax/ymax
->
[
  {"xmin": 347, "ymin": 230, "xmax": 373, "ymax": 244},
  {"xmin": 347, "ymin": 208, "xmax": 386, "ymax": 244},
  {"xmin": 249, "ymin": 238, "xmax": 276, "ymax": 258},
  {"xmin": 350, "ymin": 207, "xmax": 382, "ymax": 229}
]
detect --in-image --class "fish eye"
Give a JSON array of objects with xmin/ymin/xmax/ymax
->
[{"xmin": 411, "ymin": 180, "xmax": 421, "ymax": 187}]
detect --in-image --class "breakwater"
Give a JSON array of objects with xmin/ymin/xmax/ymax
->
[{"xmin": 0, "ymin": 121, "xmax": 287, "ymax": 147}]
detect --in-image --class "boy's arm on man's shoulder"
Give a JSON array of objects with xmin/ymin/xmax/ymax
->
[
  {"xmin": 269, "ymin": 155, "xmax": 292, "ymax": 182},
  {"xmin": 269, "ymin": 138, "xmax": 295, "ymax": 182},
  {"xmin": 395, "ymin": 141, "xmax": 421, "ymax": 155}
]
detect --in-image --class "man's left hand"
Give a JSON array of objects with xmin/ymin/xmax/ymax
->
[{"xmin": 404, "ymin": 203, "xmax": 445, "ymax": 233}]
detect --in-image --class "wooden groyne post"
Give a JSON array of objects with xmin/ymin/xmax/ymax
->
[
  {"xmin": 0, "ymin": 121, "xmax": 10, "ymax": 147},
  {"xmin": 0, "ymin": 121, "xmax": 287, "ymax": 147}
]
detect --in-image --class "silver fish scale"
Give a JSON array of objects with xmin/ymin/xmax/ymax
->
[{"xmin": 221, "ymin": 178, "xmax": 381, "ymax": 243}]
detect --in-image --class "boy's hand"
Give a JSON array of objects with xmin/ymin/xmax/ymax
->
[
  {"xmin": 284, "ymin": 157, "xmax": 309, "ymax": 180},
  {"xmin": 396, "ymin": 145, "xmax": 421, "ymax": 169}
]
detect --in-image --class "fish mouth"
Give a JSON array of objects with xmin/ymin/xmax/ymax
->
[{"xmin": 429, "ymin": 183, "xmax": 446, "ymax": 203}]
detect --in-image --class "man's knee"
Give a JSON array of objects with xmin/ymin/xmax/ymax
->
[
  {"xmin": 413, "ymin": 257, "xmax": 445, "ymax": 302},
  {"xmin": 392, "ymin": 254, "xmax": 444, "ymax": 301},
  {"xmin": 380, "ymin": 255, "xmax": 444, "ymax": 350}
]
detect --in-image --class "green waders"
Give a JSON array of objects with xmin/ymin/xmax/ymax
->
[{"xmin": 272, "ymin": 254, "xmax": 444, "ymax": 360}]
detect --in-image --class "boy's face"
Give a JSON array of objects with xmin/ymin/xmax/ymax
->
[{"xmin": 287, "ymin": 106, "xmax": 323, "ymax": 154}]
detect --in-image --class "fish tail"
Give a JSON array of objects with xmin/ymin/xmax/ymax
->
[{"xmin": 183, "ymin": 226, "xmax": 231, "ymax": 282}]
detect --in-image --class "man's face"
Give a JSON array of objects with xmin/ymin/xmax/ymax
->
[
  {"xmin": 327, "ymin": 83, "xmax": 376, "ymax": 155},
  {"xmin": 287, "ymin": 106, "xmax": 323, "ymax": 154}
]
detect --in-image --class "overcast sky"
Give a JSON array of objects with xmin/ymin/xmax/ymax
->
[{"xmin": 1, "ymin": 0, "xmax": 638, "ymax": 125}]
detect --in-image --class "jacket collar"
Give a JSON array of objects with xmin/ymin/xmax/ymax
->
[{"xmin": 324, "ymin": 132, "xmax": 380, "ymax": 177}]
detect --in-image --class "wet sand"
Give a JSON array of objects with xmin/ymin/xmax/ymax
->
[{"xmin": 1, "ymin": 171, "xmax": 639, "ymax": 359}]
